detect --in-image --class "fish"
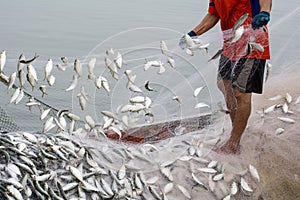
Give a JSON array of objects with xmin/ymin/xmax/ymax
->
[
  {"xmin": 172, "ymin": 96, "xmax": 181, "ymax": 104},
  {"xmin": 163, "ymin": 182, "xmax": 174, "ymax": 194},
  {"xmin": 17, "ymin": 53, "xmax": 25, "ymax": 71},
  {"xmin": 10, "ymin": 87, "xmax": 21, "ymax": 104},
  {"xmin": 160, "ymin": 40, "xmax": 173, "ymax": 58},
  {"xmin": 193, "ymin": 86, "xmax": 205, "ymax": 97},
  {"xmin": 249, "ymin": 164, "xmax": 260, "ymax": 182},
  {"xmin": 87, "ymin": 58, "xmax": 96, "ymax": 79},
  {"xmin": 74, "ymin": 59, "xmax": 82, "ymax": 77},
  {"xmin": 65, "ymin": 74, "xmax": 78, "ymax": 91},
  {"xmin": 198, "ymin": 167, "xmax": 217, "ymax": 174},
  {"xmin": 230, "ymin": 25, "xmax": 244, "ymax": 43},
  {"xmin": 223, "ymin": 194, "xmax": 231, "ymax": 200},
  {"xmin": 208, "ymin": 49, "xmax": 223, "ymax": 62},
  {"xmin": 249, "ymin": 42, "xmax": 264, "ymax": 52},
  {"xmin": 27, "ymin": 64, "xmax": 38, "ymax": 82},
  {"xmin": 277, "ymin": 117, "xmax": 295, "ymax": 124},
  {"xmin": 40, "ymin": 108, "xmax": 52, "ymax": 120},
  {"xmin": 18, "ymin": 69, "xmax": 26, "ymax": 88},
  {"xmin": 98, "ymin": 76, "xmax": 110, "ymax": 95},
  {"xmin": 240, "ymin": 177, "xmax": 253, "ymax": 192},
  {"xmin": 55, "ymin": 63, "xmax": 66, "ymax": 71},
  {"xmin": 285, "ymin": 92, "xmax": 292, "ymax": 104},
  {"xmin": 26, "ymin": 73, "xmax": 36, "ymax": 91},
  {"xmin": 43, "ymin": 116, "xmax": 56, "ymax": 133},
  {"xmin": 78, "ymin": 95, "xmax": 87, "ymax": 110},
  {"xmin": 128, "ymin": 83, "xmax": 143, "ymax": 93},
  {"xmin": 7, "ymin": 72, "xmax": 17, "ymax": 90},
  {"xmin": 213, "ymin": 173, "xmax": 224, "ymax": 181},
  {"xmin": 177, "ymin": 184, "xmax": 191, "ymax": 199},
  {"xmin": 19, "ymin": 53, "xmax": 39, "ymax": 64},
  {"xmin": 192, "ymin": 173, "xmax": 207, "ymax": 189},
  {"xmin": 47, "ymin": 74, "xmax": 56, "ymax": 86},
  {"xmin": 61, "ymin": 56, "xmax": 68, "ymax": 65},
  {"xmin": 39, "ymin": 85, "xmax": 47, "ymax": 97},
  {"xmin": 0, "ymin": 50, "xmax": 6, "ymax": 73},
  {"xmin": 145, "ymin": 80, "xmax": 156, "ymax": 92},
  {"xmin": 231, "ymin": 181, "xmax": 238, "ymax": 195},
  {"xmin": 114, "ymin": 52, "xmax": 123, "ymax": 69},
  {"xmin": 263, "ymin": 104, "xmax": 276, "ymax": 114},
  {"xmin": 195, "ymin": 102, "xmax": 210, "ymax": 109},
  {"xmin": 44, "ymin": 59, "xmax": 53, "ymax": 81},
  {"xmin": 265, "ymin": 62, "xmax": 272, "ymax": 82},
  {"xmin": 105, "ymin": 48, "xmax": 114, "ymax": 55},
  {"xmin": 232, "ymin": 13, "xmax": 249, "ymax": 31},
  {"xmin": 167, "ymin": 57, "xmax": 176, "ymax": 68},
  {"xmin": 275, "ymin": 127, "xmax": 285, "ymax": 135},
  {"xmin": 105, "ymin": 57, "xmax": 118, "ymax": 74}
]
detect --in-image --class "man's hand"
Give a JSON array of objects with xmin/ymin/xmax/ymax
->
[
  {"xmin": 179, "ymin": 31, "xmax": 197, "ymax": 49},
  {"xmin": 251, "ymin": 11, "xmax": 270, "ymax": 30}
]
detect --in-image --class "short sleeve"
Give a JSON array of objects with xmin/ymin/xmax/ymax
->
[{"xmin": 208, "ymin": 0, "xmax": 219, "ymax": 18}]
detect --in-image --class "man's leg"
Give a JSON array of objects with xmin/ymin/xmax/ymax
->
[
  {"xmin": 217, "ymin": 88, "xmax": 252, "ymax": 154},
  {"xmin": 217, "ymin": 80, "xmax": 237, "ymax": 123}
]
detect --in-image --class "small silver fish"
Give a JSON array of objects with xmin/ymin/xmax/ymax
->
[
  {"xmin": 145, "ymin": 80, "xmax": 156, "ymax": 92},
  {"xmin": 249, "ymin": 42, "xmax": 264, "ymax": 52},
  {"xmin": 114, "ymin": 52, "xmax": 123, "ymax": 69},
  {"xmin": 65, "ymin": 74, "xmax": 78, "ymax": 91},
  {"xmin": 47, "ymin": 74, "xmax": 56, "ymax": 86},
  {"xmin": 208, "ymin": 49, "xmax": 223, "ymax": 62},
  {"xmin": 0, "ymin": 50, "xmax": 6, "ymax": 73},
  {"xmin": 61, "ymin": 56, "xmax": 68, "ymax": 65},
  {"xmin": 44, "ymin": 58, "xmax": 53, "ymax": 80},
  {"xmin": 160, "ymin": 40, "xmax": 173, "ymax": 58},
  {"xmin": 7, "ymin": 72, "xmax": 17, "ymax": 90},
  {"xmin": 27, "ymin": 64, "xmax": 38, "ymax": 82},
  {"xmin": 19, "ymin": 53, "xmax": 39, "ymax": 64},
  {"xmin": 74, "ymin": 59, "xmax": 82, "ymax": 77},
  {"xmin": 39, "ymin": 85, "xmax": 47, "ymax": 97},
  {"xmin": 232, "ymin": 13, "xmax": 249, "ymax": 31}
]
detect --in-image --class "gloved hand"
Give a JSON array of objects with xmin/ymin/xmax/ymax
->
[
  {"xmin": 179, "ymin": 30, "xmax": 197, "ymax": 49},
  {"xmin": 251, "ymin": 11, "xmax": 270, "ymax": 30}
]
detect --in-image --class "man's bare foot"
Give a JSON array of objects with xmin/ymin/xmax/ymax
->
[{"xmin": 214, "ymin": 142, "xmax": 241, "ymax": 155}]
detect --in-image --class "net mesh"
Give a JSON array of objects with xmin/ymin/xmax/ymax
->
[{"xmin": 0, "ymin": 106, "xmax": 21, "ymax": 132}]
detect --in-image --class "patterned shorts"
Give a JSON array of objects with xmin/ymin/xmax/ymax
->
[{"xmin": 217, "ymin": 55, "xmax": 266, "ymax": 94}]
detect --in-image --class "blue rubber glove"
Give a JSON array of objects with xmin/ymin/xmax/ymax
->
[
  {"xmin": 252, "ymin": 11, "xmax": 270, "ymax": 30},
  {"xmin": 179, "ymin": 30, "xmax": 197, "ymax": 49}
]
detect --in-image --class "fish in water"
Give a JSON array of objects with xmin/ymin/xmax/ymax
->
[{"xmin": 19, "ymin": 53, "xmax": 39, "ymax": 64}]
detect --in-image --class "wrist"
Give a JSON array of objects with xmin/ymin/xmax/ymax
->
[{"xmin": 187, "ymin": 30, "xmax": 197, "ymax": 37}]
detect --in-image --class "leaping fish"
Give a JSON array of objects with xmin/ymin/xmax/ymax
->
[
  {"xmin": 19, "ymin": 53, "xmax": 39, "ymax": 64},
  {"xmin": 160, "ymin": 40, "xmax": 173, "ymax": 58},
  {"xmin": 232, "ymin": 13, "xmax": 249, "ymax": 31},
  {"xmin": 44, "ymin": 59, "xmax": 53, "ymax": 81},
  {"xmin": 0, "ymin": 50, "xmax": 6, "ymax": 73}
]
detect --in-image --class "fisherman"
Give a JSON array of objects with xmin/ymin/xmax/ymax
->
[{"xmin": 180, "ymin": 0, "xmax": 272, "ymax": 154}]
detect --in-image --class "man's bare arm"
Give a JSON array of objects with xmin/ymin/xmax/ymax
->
[
  {"xmin": 260, "ymin": 0, "xmax": 272, "ymax": 13},
  {"xmin": 192, "ymin": 13, "xmax": 219, "ymax": 36}
]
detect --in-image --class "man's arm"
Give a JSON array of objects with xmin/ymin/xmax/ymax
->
[
  {"xmin": 259, "ymin": 0, "xmax": 272, "ymax": 13},
  {"xmin": 192, "ymin": 13, "xmax": 219, "ymax": 36}
]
